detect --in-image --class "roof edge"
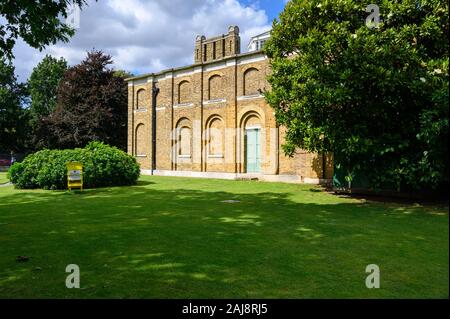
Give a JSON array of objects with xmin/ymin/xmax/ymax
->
[{"xmin": 125, "ymin": 50, "xmax": 266, "ymax": 82}]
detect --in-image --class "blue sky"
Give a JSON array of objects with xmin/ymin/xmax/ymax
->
[
  {"xmin": 240, "ymin": 0, "xmax": 285, "ymax": 22},
  {"xmin": 12, "ymin": 0, "xmax": 287, "ymax": 81}
]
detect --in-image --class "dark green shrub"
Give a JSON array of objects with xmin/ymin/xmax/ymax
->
[{"xmin": 8, "ymin": 142, "xmax": 140, "ymax": 190}]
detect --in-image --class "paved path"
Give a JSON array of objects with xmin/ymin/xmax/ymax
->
[{"xmin": 0, "ymin": 182, "xmax": 12, "ymax": 188}]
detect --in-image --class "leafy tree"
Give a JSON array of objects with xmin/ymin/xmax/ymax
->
[
  {"xmin": 0, "ymin": 59, "xmax": 30, "ymax": 153},
  {"xmin": 28, "ymin": 55, "xmax": 68, "ymax": 150},
  {"xmin": 264, "ymin": 0, "xmax": 449, "ymax": 191},
  {"xmin": 113, "ymin": 70, "xmax": 134, "ymax": 79},
  {"xmin": 0, "ymin": 0, "xmax": 89, "ymax": 60},
  {"xmin": 29, "ymin": 55, "xmax": 68, "ymax": 123},
  {"xmin": 44, "ymin": 50, "xmax": 127, "ymax": 150}
]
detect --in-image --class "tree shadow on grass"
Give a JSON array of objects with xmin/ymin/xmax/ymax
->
[{"xmin": 0, "ymin": 179, "xmax": 448, "ymax": 298}]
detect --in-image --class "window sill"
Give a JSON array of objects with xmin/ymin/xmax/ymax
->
[
  {"xmin": 237, "ymin": 94, "xmax": 264, "ymax": 101},
  {"xmin": 178, "ymin": 155, "xmax": 191, "ymax": 159},
  {"xmin": 203, "ymin": 99, "xmax": 226, "ymax": 105},
  {"xmin": 207, "ymin": 154, "xmax": 224, "ymax": 159},
  {"xmin": 174, "ymin": 103, "xmax": 194, "ymax": 108}
]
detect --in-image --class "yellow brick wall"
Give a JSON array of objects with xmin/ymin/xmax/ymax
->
[{"xmin": 126, "ymin": 51, "xmax": 332, "ymax": 181}]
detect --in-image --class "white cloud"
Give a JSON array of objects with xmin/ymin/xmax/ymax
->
[{"xmin": 12, "ymin": 0, "xmax": 271, "ymax": 81}]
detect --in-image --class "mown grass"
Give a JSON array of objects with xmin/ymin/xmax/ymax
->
[
  {"xmin": 0, "ymin": 176, "xmax": 448, "ymax": 298},
  {"xmin": 0, "ymin": 172, "xmax": 8, "ymax": 184}
]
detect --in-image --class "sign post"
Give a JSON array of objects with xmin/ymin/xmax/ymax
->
[{"xmin": 67, "ymin": 162, "xmax": 83, "ymax": 191}]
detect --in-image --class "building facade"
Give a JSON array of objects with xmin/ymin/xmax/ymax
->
[
  {"xmin": 126, "ymin": 26, "xmax": 332, "ymax": 183},
  {"xmin": 247, "ymin": 30, "xmax": 271, "ymax": 52}
]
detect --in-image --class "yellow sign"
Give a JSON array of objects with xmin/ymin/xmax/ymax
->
[{"xmin": 67, "ymin": 162, "xmax": 83, "ymax": 191}]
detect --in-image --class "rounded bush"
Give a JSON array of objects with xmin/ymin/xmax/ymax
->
[{"xmin": 8, "ymin": 142, "xmax": 140, "ymax": 190}]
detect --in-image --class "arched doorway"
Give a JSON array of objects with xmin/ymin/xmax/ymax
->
[
  {"xmin": 245, "ymin": 127, "xmax": 261, "ymax": 173},
  {"xmin": 243, "ymin": 114, "xmax": 262, "ymax": 173}
]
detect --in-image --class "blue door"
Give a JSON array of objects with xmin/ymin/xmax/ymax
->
[{"xmin": 246, "ymin": 128, "xmax": 261, "ymax": 173}]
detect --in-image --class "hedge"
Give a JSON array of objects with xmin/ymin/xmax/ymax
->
[{"xmin": 8, "ymin": 142, "xmax": 140, "ymax": 190}]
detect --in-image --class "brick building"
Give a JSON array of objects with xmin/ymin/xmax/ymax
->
[{"xmin": 126, "ymin": 26, "xmax": 332, "ymax": 183}]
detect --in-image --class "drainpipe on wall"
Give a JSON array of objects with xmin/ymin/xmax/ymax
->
[{"xmin": 151, "ymin": 83, "xmax": 160, "ymax": 174}]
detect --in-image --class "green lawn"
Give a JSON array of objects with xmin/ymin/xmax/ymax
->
[
  {"xmin": 0, "ymin": 176, "xmax": 448, "ymax": 298},
  {"xmin": 0, "ymin": 172, "xmax": 8, "ymax": 184}
]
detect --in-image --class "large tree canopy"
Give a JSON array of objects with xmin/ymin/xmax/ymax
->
[
  {"xmin": 42, "ymin": 51, "xmax": 128, "ymax": 150},
  {"xmin": 264, "ymin": 0, "xmax": 449, "ymax": 191},
  {"xmin": 29, "ymin": 55, "xmax": 67, "ymax": 122},
  {"xmin": 28, "ymin": 55, "xmax": 68, "ymax": 150},
  {"xmin": 0, "ymin": 58, "xmax": 29, "ymax": 153},
  {"xmin": 0, "ymin": 0, "xmax": 88, "ymax": 59}
]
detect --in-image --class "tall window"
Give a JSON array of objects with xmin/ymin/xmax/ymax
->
[
  {"xmin": 203, "ymin": 44, "xmax": 207, "ymax": 62},
  {"xmin": 178, "ymin": 81, "xmax": 191, "ymax": 104},
  {"xmin": 208, "ymin": 118, "xmax": 224, "ymax": 156},
  {"xmin": 179, "ymin": 127, "xmax": 191, "ymax": 156},
  {"xmin": 222, "ymin": 38, "xmax": 226, "ymax": 57},
  {"xmin": 135, "ymin": 124, "xmax": 146, "ymax": 156},
  {"xmin": 243, "ymin": 68, "xmax": 261, "ymax": 96},
  {"xmin": 136, "ymin": 89, "xmax": 146, "ymax": 109},
  {"xmin": 208, "ymin": 75, "xmax": 222, "ymax": 100}
]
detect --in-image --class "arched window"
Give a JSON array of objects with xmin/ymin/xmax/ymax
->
[
  {"xmin": 135, "ymin": 124, "xmax": 147, "ymax": 156},
  {"xmin": 208, "ymin": 75, "xmax": 223, "ymax": 100},
  {"xmin": 179, "ymin": 127, "xmax": 191, "ymax": 156},
  {"xmin": 178, "ymin": 81, "xmax": 191, "ymax": 104},
  {"xmin": 207, "ymin": 117, "xmax": 224, "ymax": 156},
  {"xmin": 243, "ymin": 68, "xmax": 261, "ymax": 96},
  {"xmin": 136, "ymin": 89, "xmax": 146, "ymax": 109}
]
